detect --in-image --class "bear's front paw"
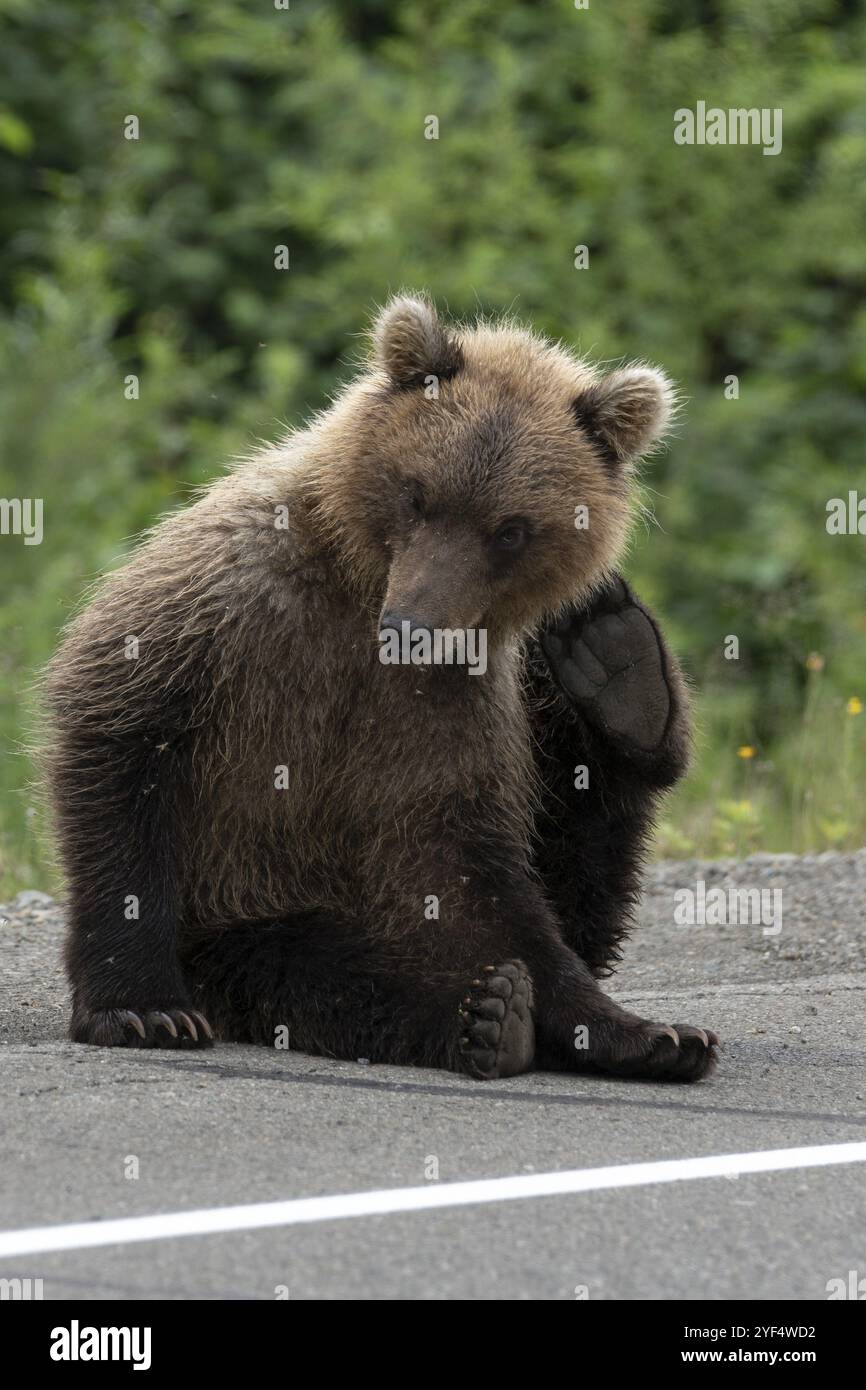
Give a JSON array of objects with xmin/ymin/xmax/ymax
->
[
  {"xmin": 458, "ymin": 960, "xmax": 535, "ymax": 1080},
  {"xmin": 541, "ymin": 576, "xmax": 672, "ymax": 751},
  {"xmin": 70, "ymin": 1005, "xmax": 214, "ymax": 1049},
  {"xmin": 590, "ymin": 1016, "xmax": 720, "ymax": 1082}
]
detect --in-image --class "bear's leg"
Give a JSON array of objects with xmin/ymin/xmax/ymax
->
[
  {"xmin": 526, "ymin": 573, "xmax": 691, "ymax": 977},
  {"xmin": 59, "ymin": 736, "xmax": 213, "ymax": 1049},
  {"xmin": 519, "ymin": 573, "xmax": 720, "ymax": 1078},
  {"xmin": 467, "ymin": 890, "xmax": 719, "ymax": 1083},
  {"xmin": 182, "ymin": 876, "xmax": 717, "ymax": 1081},
  {"xmin": 181, "ymin": 915, "xmax": 536, "ymax": 1079},
  {"xmin": 375, "ymin": 818, "xmax": 718, "ymax": 1084}
]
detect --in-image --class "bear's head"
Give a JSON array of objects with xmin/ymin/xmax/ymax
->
[{"xmin": 306, "ymin": 295, "xmax": 675, "ymax": 646}]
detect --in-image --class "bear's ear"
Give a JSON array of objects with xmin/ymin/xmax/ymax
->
[
  {"xmin": 372, "ymin": 295, "xmax": 464, "ymax": 388},
  {"xmin": 573, "ymin": 365, "xmax": 676, "ymax": 467}
]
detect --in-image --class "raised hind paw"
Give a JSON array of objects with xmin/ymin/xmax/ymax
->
[
  {"xmin": 541, "ymin": 576, "xmax": 673, "ymax": 751},
  {"xmin": 458, "ymin": 960, "xmax": 535, "ymax": 1080},
  {"xmin": 70, "ymin": 1005, "xmax": 214, "ymax": 1049}
]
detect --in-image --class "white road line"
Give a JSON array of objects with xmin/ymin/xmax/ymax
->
[{"xmin": 1, "ymin": 1142, "xmax": 865, "ymax": 1260}]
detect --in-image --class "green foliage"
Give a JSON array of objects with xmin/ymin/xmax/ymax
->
[{"xmin": 1, "ymin": 0, "xmax": 865, "ymax": 890}]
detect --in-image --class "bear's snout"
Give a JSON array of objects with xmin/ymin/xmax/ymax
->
[
  {"xmin": 378, "ymin": 611, "xmax": 434, "ymax": 639},
  {"xmin": 380, "ymin": 521, "xmax": 489, "ymax": 636}
]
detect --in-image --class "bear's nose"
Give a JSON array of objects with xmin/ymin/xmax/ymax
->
[{"xmin": 378, "ymin": 611, "xmax": 435, "ymax": 639}]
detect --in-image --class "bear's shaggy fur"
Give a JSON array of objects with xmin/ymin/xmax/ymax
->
[{"xmin": 44, "ymin": 296, "xmax": 718, "ymax": 1081}]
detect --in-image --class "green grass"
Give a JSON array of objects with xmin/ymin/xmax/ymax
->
[{"xmin": 656, "ymin": 672, "xmax": 866, "ymax": 861}]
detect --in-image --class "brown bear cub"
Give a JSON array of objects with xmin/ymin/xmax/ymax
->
[{"xmin": 45, "ymin": 295, "xmax": 719, "ymax": 1082}]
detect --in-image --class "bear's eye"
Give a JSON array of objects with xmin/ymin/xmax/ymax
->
[{"xmin": 490, "ymin": 521, "xmax": 529, "ymax": 553}]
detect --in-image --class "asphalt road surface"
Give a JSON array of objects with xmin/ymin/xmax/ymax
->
[{"xmin": 1, "ymin": 850, "xmax": 864, "ymax": 1301}]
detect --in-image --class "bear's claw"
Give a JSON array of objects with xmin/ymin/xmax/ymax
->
[
  {"xmin": 596, "ymin": 1016, "xmax": 721, "ymax": 1082},
  {"xmin": 70, "ymin": 1006, "xmax": 214, "ymax": 1049},
  {"xmin": 458, "ymin": 959, "xmax": 535, "ymax": 1080}
]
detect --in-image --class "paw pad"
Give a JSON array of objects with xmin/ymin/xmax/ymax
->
[
  {"xmin": 541, "ymin": 580, "xmax": 672, "ymax": 750},
  {"xmin": 458, "ymin": 960, "xmax": 535, "ymax": 1080}
]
